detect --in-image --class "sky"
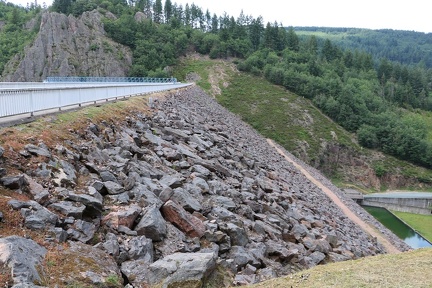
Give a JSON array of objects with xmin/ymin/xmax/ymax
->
[{"xmin": 5, "ymin": 0, "xmax": 432, "ymax": 33}]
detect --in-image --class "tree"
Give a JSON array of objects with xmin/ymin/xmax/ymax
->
[
  {"xmin": 163, "ymin": 0, "xmax": 172, "ymax": 23},
  {"xmin": 153, "ymin": 0, "xmax": 163, "ymax": 23},
  {"xmin": 51, "ymin": 0, "xmax": 72, "ymax": 14},
  {"xmin": 249, "ymin": 16, "xmax": 263, "ymax": 51},
  {"xmin": 286, "ymin": 27, "xmax": 299, "ymax": 51}
]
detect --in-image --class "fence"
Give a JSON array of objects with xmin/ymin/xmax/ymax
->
[
  {"xmin": 45, "ymin": 76, "xmax": 178, "ymax": 83},
  {"xmin": 0, "ymin": 82, "xmax": 190, "ymax": 118}
]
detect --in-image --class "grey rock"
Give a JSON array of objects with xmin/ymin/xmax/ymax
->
[
  {"xmin": 134, "ymin": 205, "xmax": 167, "ymax": 241},
  {"xmin": 159, "ymin": 174, "xmax": 184, "ymax": 188},
  {"xmin": 23, "ymin": 175, "xmax": 49, "ymax": 204},
  {"xmin": 99, "ymin": 170, "xmax": 119, "ymax": 183},
  {"xmin": 20, "ymin": 202, "xmax": 58, "ymax": 230},
  {"xmin": 69, "ymin": 220, "xmax": 97, "ymax": 243},
  {"xmin": 0, "ymin": 175, "xmax": 28, "ymax": 191},
  {"xmin": 102, "ymin": 233, "xmax": 119, "ymax": 257},
  {"xmin": 0, "ymin": 145, "xmax": 4, "ymax": 158},
  {"xmin": 191, "ymin": 177, "xmax": 210, "ymax": 193},
  {"xmin": 2, "ymin": 11, "xmax": 132, "ymax": 82},
  {"xmin": 0, "ymin": 236, "xmax": 47, "ymax": 285},
  {"xmin": 117, "ymin": 225, "xmax": 138, "ymax": 236},
  {"xmin": 220, "ymin": 223, "xmax": 249, "ymax": 247},
  {"xmin": 209, "ymin": 195, "xmax": 236, "ymax": 211},
  {"xmin": 49, "ymin": 201, "xmax": 86, "ymax": 219},
  {"xmin": 210, "ymin": 206, "xmax": 237, "ymax": 221},
  {"xmin": 307, "ymin": 251, "xmax": 326, "ymax": 266},
  {"xmin": 191, "ymin": 164, "xmax": 211, "ymax": 178},
  {"xmin": 65, "ymin": 191, "xmax": 103, "ymax": 217},
  {"xmin": 143, "ymin": 252, "xmax": 217, "ymax": 287},
  {"xmin": 229, "ymin": 246, "xmax": 260, "ymax": 270},
  {"xmin": 266, "ymin": 240, "xmax": 298, "ymax": 261},
  {"xmin": 127, "ymin": 236, "xmax": 153, "ymax": 262},
  {"xmin": 158, "ymin": 186, "xmax": 174, "ymax": 203},
  {"xmin": 171, "ymin": 187, "xmax": 202, "ymax": 212},
  {"xmin": 233, "ymin": 274, "xmax": 257, "ymax": 285},
  {"xmin": 53, "ymin": 227, "xmax": 68, "ymax": 243},
  {"xmin": 103, "ymin": 181, "xmax": 124, "ymax": 195},
  {"xmin": 163, "ymin": 127, "xmax": 190, "ymax": 140},
  {"xmin": 153, "ymin": 222, "xmax": 187, "ymax": 257},
  {"xmin": 24, "ymin": 144, "xmax": 51, "ymax": 158},
  {"xmin": 131, "ymin": 183, "xmax": 163, "ymax": 208}
]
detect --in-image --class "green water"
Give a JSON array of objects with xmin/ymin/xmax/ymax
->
[{"xmin": 363, "ymin": 206, "xmax": 432, "ymax": 249}]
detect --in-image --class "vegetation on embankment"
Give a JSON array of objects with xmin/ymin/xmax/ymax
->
[
  {"xmin": 392, "ymin": 211, "xmax": 432, "ymax": 243},
  {"xmin": 245, "ymin": 248, "xmax": 432, "ymax": 288}
]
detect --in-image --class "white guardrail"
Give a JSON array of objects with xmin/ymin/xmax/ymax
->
[{"xmin": 0, "ymin": 82, "xmax": 191, "ymax": 118}]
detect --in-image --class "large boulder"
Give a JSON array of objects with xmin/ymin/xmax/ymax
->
[
  {"xmin": 0, "ymin": 236, "xmax": 47, "ymax": 286},
  {"xmin": 161, "ymin": 200, "xmax": 205, "ymax": 238},
  {"xmin": 134, "ymin": 205, "xmax": 167, "ymax": 241},
  {"xmin": 122, "ymin": 252, "xmax": 217, "ymax": 287}
]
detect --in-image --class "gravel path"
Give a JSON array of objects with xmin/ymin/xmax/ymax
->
[{"xmin": 267, "ymin": 139, "xmax": 401, "ymax": 254}]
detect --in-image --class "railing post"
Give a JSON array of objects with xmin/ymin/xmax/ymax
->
[{"xmin": 30, "ymin": 90, "xmax": 34, "ymax": 117}]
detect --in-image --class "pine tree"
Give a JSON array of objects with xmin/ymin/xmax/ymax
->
[
  {"xmin": 164, "ymin": 0, "xmax": 172, "ymax": 23},
  {"xmin": 153, "ymin": 0, "xmax": 163, "ymax": 23}
]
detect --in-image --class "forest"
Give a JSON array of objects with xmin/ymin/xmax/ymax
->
[
  {"xmin": 294, "ymin": 27, "xmax": 432, "ymax": 68},
  {"xmin": 1, "ymin": 0, "xmax": 432, "ymax": 169}
]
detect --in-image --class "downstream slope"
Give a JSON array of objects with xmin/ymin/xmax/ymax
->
[{"xmin": 0, "ymin": 86, "xmax": 409, "ymax": 287}]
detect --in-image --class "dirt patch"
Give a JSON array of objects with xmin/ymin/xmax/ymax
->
[{"xmin": 208, "ymin": 61, "xmax": 238, "ymax": 97}]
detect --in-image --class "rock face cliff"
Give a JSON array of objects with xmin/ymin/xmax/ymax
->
[
  {"xmin": 0, "ymin": 87, "xmax": 409, "ymax": 287},
  {"xmin": 1, "ymin": 10, "xmax": 132, "ymax": 82}
]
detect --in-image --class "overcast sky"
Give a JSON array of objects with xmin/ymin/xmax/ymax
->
[{"xmin": 6, "ymin": 0, "xmax": 432, "ymax": 33}]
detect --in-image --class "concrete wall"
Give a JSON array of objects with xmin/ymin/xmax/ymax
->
[{"xmin": 362, "ymin": 197, "xmax": 432, "ymax": 215}]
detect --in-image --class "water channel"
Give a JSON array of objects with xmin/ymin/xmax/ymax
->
[{"xmin": 363, "ymin": 205, "xmax": 432, "ymax": 249}]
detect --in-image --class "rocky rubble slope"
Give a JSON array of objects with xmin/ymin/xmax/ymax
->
[
  {"xmin": 1, "ymin": 10, "xmax": 132, "ymax": 82},
  {"xmin": 0, "ymin": 86, "xmax": 409, "ymax": 287}
]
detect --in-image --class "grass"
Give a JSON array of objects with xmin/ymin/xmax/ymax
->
[
  {"xmin": 245, "ymin": 248, "xmax": 432, "ymax": 288},
  {"xmin": 392, "ymin": 211, "xmax": 432, "ymax": 243}
]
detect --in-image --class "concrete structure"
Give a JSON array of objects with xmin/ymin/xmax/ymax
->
[{"xmin": 362, "ymin": 192, "xmax": 432, "ymax": 215}]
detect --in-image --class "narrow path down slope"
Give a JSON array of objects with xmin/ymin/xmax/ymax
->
[{"xmin": 267, "ymin": 139, "xmax": 401, "ymax": 254}]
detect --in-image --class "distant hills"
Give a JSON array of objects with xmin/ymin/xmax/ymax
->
[{"xmin": 293, "ymin": 27, "xmax": 432, "ymax": 68}]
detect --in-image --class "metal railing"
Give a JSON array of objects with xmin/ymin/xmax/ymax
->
[
  {"xmin": 44, "ymin": 76, "xmax": 178, "ymax": 83},
  {"xmin": 0, "ymin": 81, "xmax": 190, "ymax": 118}
]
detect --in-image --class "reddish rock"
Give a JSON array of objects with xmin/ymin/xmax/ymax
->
[
  {"xmin": 161, "ymin": 200, "xmax": 205, "ymax": 238},
  {"xmin": 102, "ymin": 205, "xmax": 141, "ymax": 229}
]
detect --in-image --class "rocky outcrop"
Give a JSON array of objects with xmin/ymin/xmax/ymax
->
[
  {"xmin": 0, "ymin": 86, "xmax": 410, "ymax": 287},
  {"xmin": 1, "ymin": 10, "xmax": 132, "ymax": 81}
]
